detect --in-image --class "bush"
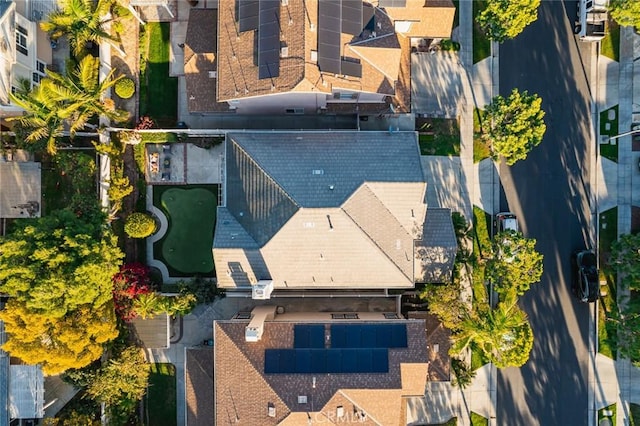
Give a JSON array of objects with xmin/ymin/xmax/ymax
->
[
  {"xmin": 115, "ymin": 78, "xmax": 135, "ymax": 99},
  {"xmin": 124, "ymin": 212, "xmax": 156, "ymax": 238},
  {"xmin": 440, "ymin": 39, "xmax": 461, "ymax": 51}
]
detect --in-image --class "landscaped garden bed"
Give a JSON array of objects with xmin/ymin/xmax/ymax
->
[{"xmin": 416, "ymin": 117, "xmax": 461, "ymax": 156}]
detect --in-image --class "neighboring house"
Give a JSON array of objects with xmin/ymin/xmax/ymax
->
[
  {"xmin": 0, "ymin": 154, "xmax": 41, "ymax": 221},
  {"xmin": 212, "ymin": 131, "xmax": 456, "ymax": 298},
  {"xmin": 130, "ymin": 313, "xmax": 171, "ymax": 349},
  {"xmin": 184, "ymin": 0, "xmax": 454, "ymax": 115},
  {"xmin": 207, "ymin": 308, "xmax": 449, "ymax": 425},
  {"xmin": 9, "ymin": 365, "xmax": 44, "ymax": 425},
  {"xmin": 0, "ymin": 0, "xmax": 55, "ymax": 118}
]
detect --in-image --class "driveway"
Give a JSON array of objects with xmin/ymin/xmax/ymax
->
[{"xmin": 411, "ymin": 51, "xmax": 464, "ymax": 117}]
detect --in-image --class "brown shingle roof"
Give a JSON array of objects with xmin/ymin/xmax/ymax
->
[
  {"xmin": 185, "ymin": 348, "xmax": 214, "ymax": 426},
  {"xmin": 381, "ymin": 0, "xmax": 455, "ymax": 38},
  {"xmin": 214, "ymin": 320, "xmax": 431, "ymax": 425}
]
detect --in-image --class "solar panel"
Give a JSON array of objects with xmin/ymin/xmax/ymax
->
[
  {"xmin": 341, "ymin": 0, "xmax": 363, "ymax": 35},
  {"xmin": 327, "ymin": 349, "xmax": 342, "ymax": 373},
  {"xmin": 265, "ymin": 349, "xmax": 280, "ymax": 373},
  {"xmin": 238, "ymin": 0, "xmax": 259, "ymax": 32},
  {"xmin": 258, "ymin": 0, "xmax": 280, "ymax": 79},
  {"xmin": 280, "ymin": 350, "xmax": 296, "ymax": 373},
  {"xmin": 378, "ymin": 0, "xmax": 407, "ymax": 7},
  {"xmin": 294, "ymin": 325, "xmax": 310, "ymax": 348},
  {"xmin": 372, "ymin": 348, "xmax": 389, "ymax": 373},
  {"xmin": 345, "ymin": 325, "xmax": 361, "ymax": 348},
  {"xmin": 340, "ymin": 59, "xmax": 362, "ymax": 78},
  {"xmin": 309, "ymin": 325, "xmax": 325, "ymax": 348},
  {"xmin": 376, "ymin": 324, "xmax": 392, "ymax": 348},
  {"xmin": 296, "ymin": 349, "xmax": 312, "ymax": 373},
  {"xmin": 310, "ymin": 349, "xmax": 327, "ymax": 373},
  {"xmin": 331, "ymin": 324, "xmax": 347, "ymax": 348},
  {"xmin": 361, "ymin": 325, "xmax": 377, "ymax": 348},
  {"xmin": 342, "ymin": 349, "xmax": 358, "ymax": 373},
  {"xmin": 390, "ymin": 324, "xmax": 408, "ymax": 348},
  {"xmin": 318, "ymin": 0, "xmax": 342, "ymax": 74}
]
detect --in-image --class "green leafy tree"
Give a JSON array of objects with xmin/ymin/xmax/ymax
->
[
  {"xmin": 609, "ymin": 233, "xmax": 640, "ymax": 291},
  {"xmin": 86, "ymin": 347, "xmax": 150, "ymax": 406},
  {"xmin": 482, "ymin": 89, "xmax": 546, "ymax": 165},
  {"xmin": 612, "ymin": 293, "xmax": 640, "ymax": 366},
  {"xmin": 0, "ymin": 210, "xmax": 123, "ymax": 316},
  {"xmin": 452, "ymin": 300, "xmax": 534, "ymax": 368},
  {"xmin": 41, "ymin": 0, "xmax": 124, "ymax": 56},
  {"xmin": 124, "ymin": 212, "xmax": 157, "ymax": 238},
  {"xmin": 0, "ymin": 301, "xmax": 118, "ymax": 375},
  {"xmin": 162, "ymin": 293, "xmax": 197, "ymax": 317},
  {"xmin": 451, "ymin": 357, "xmax": 476, "ymax": 389},
  {"xmin": 132, "ymin": 292, "xmax": 161, "ymax": 319},
  {"xmin": 487, "ymin": 230, "xmax": 544, "ymax": 299},
  {"xmin": 420, "ymin": 283, "xmax": 470, "ymax": 331},
  {"xmin": 477, "ymin": 0, "xmax": 541, "ymax": 42},
  {"xmin": 610, "ymin": 0, "xmax": 640, "ymax": 30}
]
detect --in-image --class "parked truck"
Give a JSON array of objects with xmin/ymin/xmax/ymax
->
[{"xmin": 575, "ymin": 0, "xmax": 609, "ymax": 42}]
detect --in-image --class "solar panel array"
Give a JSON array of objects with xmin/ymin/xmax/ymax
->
[
  {"xmin": 264, "ymin": 323, "xmax": 407, "ymax": 374},
  {"xmin": 294, "ymin": 324, "xmax": 325, "ymax": 348},
  {"xmin": 238, "ymin": 0, "xmax": 259, "ymax": 32},
  {"xmin": 265, "ymin": 348, "xmax": 389, "ymax": 374},
  {"xmin": 258, "ymin": 0, "xmax": 281, "ymax": 79},
  {"xmin": 331, "ymin": 324, "xmax": 407, "ymax": 348},
  {"xmin": 318, "ymin": 0, "xmax": 364, "ymax": 77}
]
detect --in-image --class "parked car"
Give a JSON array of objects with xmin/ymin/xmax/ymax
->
[
  {"xmin": 572, "ymin": 250, "xmax": 600, "ymax": 303},
  {"xmin": 496, "ymin": 212, "xmax": 519, "ymax": 233}
]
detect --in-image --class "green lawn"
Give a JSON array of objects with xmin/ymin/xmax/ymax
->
[
  {"xmin": 599, "ymin": 207, "xmax": 618, "ymax": 358},
  {"xmin": 598, "ymin": 403, "xmax": 616, "ymax": 426},
  {"xmin": 140, "ymin": 22, "xmax": 178, "ymax": 125},
  {"xmin": 600, "ymin": 105, "xmax": 619, "ymax": 137},
  {"xmin": 473, "ymin": 109, "xmax": 492, "ymax": 163},
  {"xmin": 470, "ymin": 412, "xmax": 488, "ymax": 426},
  {"xmin": 153, "ymin": 186, "xmax": 217, "ymax": 276},
  {"xmin": 631, "ymin": 403, "xmax": 640, "ymax": 426},
  {"xmin": 417, "ymin": 118, "xmax": 461, "ymax": 156},
  {"xmin": 601, "ymin": 20, "xmax": 620, "ymax": 62},
  {"xmin": 146, "ymin": 363, "xmax": 176, "ymax": 426},
  {"xmin": 472, "ymin": 1, "xmax": 491, "ymax": 64}
]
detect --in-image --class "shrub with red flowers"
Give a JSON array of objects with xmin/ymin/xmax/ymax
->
[
  {"xmin": 112, "ymin": 263, "xmax": 153, "ymax": 321},
  {"xmin": 135, "ymin": 116, "xmax": 155, "ymax": 130}
]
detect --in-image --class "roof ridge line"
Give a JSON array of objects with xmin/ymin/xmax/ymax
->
[
  {"xmin": 342, "ymin": 183, "xmax": 414, "ymax": 282},
  {"xmin": 336, "ymin": 390, "xmax": 385, "ymax": 426}
]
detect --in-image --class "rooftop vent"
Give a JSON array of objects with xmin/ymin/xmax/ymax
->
[
  {"xmin": 310, "ymin": 50, "xmax": 318, "ymax": 62},
  {"xmin": 268, "ymin": 403, "xmax": 276, "ymax": 417},
  {"xmin": 337, "ymin": 406, "xmax": 344, "ymax": 418},
  {"xmin": 312, "ymin": 169, "xmax": 324, "ymax": 175},
  {"xmin": 298, "ymin": 395, "xmax": 307, "ymax": 404},
  {"xmin": 280, "ymin": 46, "xmax": 289, "ymax": 58},
  {"xmin": 208, "ymin": 71, "xmax": 217, "ymax": 78}
]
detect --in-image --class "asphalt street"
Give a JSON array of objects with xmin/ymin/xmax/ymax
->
[{"xmin": 497, "ymin": 1, "xmax": 595, "ymax": 424}]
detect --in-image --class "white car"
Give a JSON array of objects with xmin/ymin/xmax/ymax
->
[{"xmin": 496, "ymin": 212, "xmax": 519, "ymax": 233}]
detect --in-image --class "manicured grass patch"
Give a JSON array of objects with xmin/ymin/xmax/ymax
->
[
  {"xmin": 601, "ymin": 20, "xmax": 620, "ymax": 62},
  {"xmin": 441, "ymin": 418, "xmax": 457, "ymax": 426},
  {"xmin": 630, "ymin": 403, "xmax": 640, "ymax": 426},
  {"xmin": 470, "ymin": 412, "xmax": 488, "ymax": 426},
  {"xmin": 600, "ymin": 143, "xmax": 618, "ymax": 163},
  {"xmin": 417, "ymin": 118, "xmax": 461, "ymax": 156},
  {"xmin": 472, "ymin": 1, "xmax": 491, "ymax": 64},
  {"xmin": 146, "ymin": 363, "xmax": 176, "ymax": 426},
  {"xmin": 140, "ymin": 22, "xmax": 178, "ymax": 124},
  {"xmin": 598, "ymin": 403, "xmax": 616, "ymax": 426},
  {"xmin": 153, "ymin": 185, "xmax": 217, "ymax": 277},
  {"xmin": 473, "ymin": 206, "xmax": 492, "ymax": 259},
  {"xmin": 41, "ymin": 151, "xmax": 97, "ymax": 215},
  {"xmin": 599, "ymin": 207, "xmax": 618, "ymax": 358},
  {"xmin": 600, "ymin": 105, "xmax": 619, "ymax": 137},
  {"xmin": 473, "ymin": 108, "xmax": 491, "ymax": 163}
]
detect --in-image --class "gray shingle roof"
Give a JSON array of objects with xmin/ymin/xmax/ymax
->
[{"xmin": 227, "ymin": 132, "xmax": 424, "ymax": 208}]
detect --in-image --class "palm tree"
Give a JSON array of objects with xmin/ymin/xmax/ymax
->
[
  {"xmin": 8, "ymin": 78, "xmax": 66, "ymax": 154},
  {"xmin": 451, "ymin": 300, "xmax": 533, "ymax": 368},
  {"xmin": 40, "ymin": 0, "xmax": 122, "ymax": 56},
  {"xmin": 9, "ymin": 56, "xmax": 128, "ymax": 154},
  {"xmin": 46, "ymin": 55, "xmax": 129, "ymax": 130},
  {"xmin": 132, "ymin": 293, "xmax": 161, "ymax": 320}
]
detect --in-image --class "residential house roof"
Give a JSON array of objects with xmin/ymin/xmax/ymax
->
[
  {"xmin": 213, "ymin": 131, "xmax": 428, "ymax": 290},
  {"xmin": 0, "ymin": 161, "xmax": 41, "ymax": 219},
  {"xmin": 184, "ymin": 8, "xmax": 230, "ymax": 113},
  {"xmin": 9, "ymin": 365, "xmax": 44, "ymax": 420},
  {"xmin": 185, "ymin": 347, "xmax": 214, "ymax": 426},
  {"xmin": 130, "ymin": 314, "xmax": 170, "ymax": 349},
  {"xmin": 213, "ymin": 0, "xmax": 453, "ymax": 109},
  {"xmin": 213, "ymin": 319, "xmax": 429, "ymax": 426}
]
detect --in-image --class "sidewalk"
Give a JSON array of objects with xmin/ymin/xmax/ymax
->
[{"xmin": 594, "ymin": 26, "xmax": 640, "ymax": 426}]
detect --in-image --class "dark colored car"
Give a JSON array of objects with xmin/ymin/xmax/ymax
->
[{"xmin": 572, "ymin": 250, "xmax": 600, "ymax": 303}]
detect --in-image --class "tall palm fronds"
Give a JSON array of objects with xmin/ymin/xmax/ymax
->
[
  {"xmin": 41, "ymin": 0, "xmax": 121, "ymax": 56},
  {"xmin": 8, "ymin": 57, "xmax": 128, "ymax": 154}
]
